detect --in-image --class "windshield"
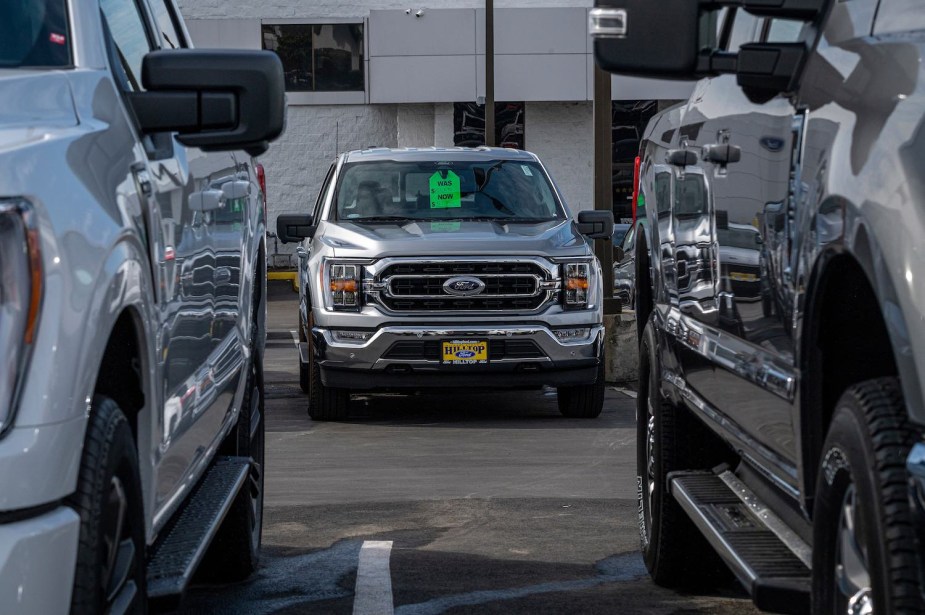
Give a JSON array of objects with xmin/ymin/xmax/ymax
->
[
  {"xmin": 0, "ymin": 0, "xmax": 71, "ymax": 68},
  {"xmin": 334, "ymin": 160, "xmax": 565, "ymax": 222},
  {"xmin": 718, "ymin": 226, "xmax": 760, "ymax": 250}
]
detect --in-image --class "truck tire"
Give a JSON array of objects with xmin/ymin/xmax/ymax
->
[
  {"xmin": 298, "ymin": 312, "xmax": 310, "ymax": 394},
  {"xmin": 306, "ymin": 313, "xmax": 350, "ymax": 421},
  {"xmin": 812, "ymin": 378, "xmax": 923, "ymax": 615},
  {"xmin": 68, "ymin": 396, "xmax": 147, "ymax": 615},
  {"xmin": 636, "ymin": 319, "xmax": 729, "ymax": 588},
  {"xmin": 199, "ymin": 316, "xmax": 265, "ymax": 582},
  {"xmin": 557, "ymin": 360, "xmax": 605, "ymax": 418}
]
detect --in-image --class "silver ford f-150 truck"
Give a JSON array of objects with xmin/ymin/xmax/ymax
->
[
  {"xmin": 0, "ymin": 0, "xmax": 284, "ymax": 612},
  {"xmin": 276, "ymin": 147, "xmax": 614, "ymax": 420}
]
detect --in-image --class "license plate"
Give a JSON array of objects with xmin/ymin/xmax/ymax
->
[
  {"xmin": 442, "ymin": 340, "xmax": 488, "ymax": 365},
  {"xmin": 729, "ymin": 271, "xmax": 758, "ymax": 282}
]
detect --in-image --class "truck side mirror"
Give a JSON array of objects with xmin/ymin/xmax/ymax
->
[
  {"xmin": 577, "ymin": 210, "xmax": 615, "ymax": 239},
  {"xmin": 591, "ymin": 0, "xmax": 825, "ymax": 99},
  {"xmin": 128, "ymin": 49, "xmax": 285, "ymax": 157},
  {"xmin": 277, "ymin": 214, "xmax": 316, "ymax": 243}
]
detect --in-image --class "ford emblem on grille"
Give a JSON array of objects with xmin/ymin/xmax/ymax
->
[{"xmin": 443, "ymin": 276, "xmax": 486, "ymax": 296}]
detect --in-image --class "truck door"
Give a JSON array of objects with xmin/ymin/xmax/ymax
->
[{"xmin": 675, "ymin": 9, "xmax": 805, "ymax": 494}]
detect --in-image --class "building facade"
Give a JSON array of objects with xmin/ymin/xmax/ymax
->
[{"xmin": 176, "ymin": 0, "xmax": 694, "ymax": 263}]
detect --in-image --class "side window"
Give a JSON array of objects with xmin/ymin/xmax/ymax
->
[
  {"xmin": 100, "ymin": 0, "xmax": 154, "ymax": 91},
  {"xmin": 655, "ymin": 172, "xmax": 671, "ymax": 217},
  {"xmin": 726, "ymin": 8, "xmax": 762, "ymax": 51},
  {"xmin": 765, "ymin": 18, "xmax": 807, "ymax": 42},
  {"xmin": 149, "ymin": 0, "xmax": 186, "ymax": 49},
  {"xmin": 313, "ymin": 164, "xmax": 336, "ymax": 221},
  {"xmin": 622, "ymin": 225, "xmax": 636, "ymax": 251}
]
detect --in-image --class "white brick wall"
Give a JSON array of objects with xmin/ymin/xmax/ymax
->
[
  {"xmin": 177, "ymin": 0, "xmax": 592, "ymax": 20},
  {"xmin": 397, "ymin": 104, "xmax": 435, "ymax": 148},
  {"xmin": 525, "ymin": 101, "xmax": 594, "ymax": 215},
  {"xmin": 263, "ymin": 104, "xmax": 398, "ymax": 265}
]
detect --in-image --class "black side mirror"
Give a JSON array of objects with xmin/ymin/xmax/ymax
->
[
  {"xmin": 591, "ymin": 0, "xmax": 824, "ymax": 96},
  {"xmin": 668, "ymin": 149, "xmax": 699, "ymax": 167},
  {"xmin": 277, "ymin": 214, "xmax": 315, "ymax": 243},
  {"xmin": 128, "ymin": 49, "xmax": 285, "ymax": 156},
  {"xmin": 577, "ymin": 210, "xmax": 615, "ymax": 239}
]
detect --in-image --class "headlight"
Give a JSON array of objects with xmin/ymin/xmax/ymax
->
[
  {"xmin": 562, "ymin": 262, "xmax": 591, "ymax": 308},
  {"xmin": 324, "ymin": 261, "xmax": 362, "ymax": 310},
  {"xmin": 0, "ymin": 200, "xmax": 43, "ymax": 436}
]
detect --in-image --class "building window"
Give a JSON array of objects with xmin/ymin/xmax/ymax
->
[
  {"xmin": 453, "ymin": 102, "xmax": 525, "ymax": 150},
  {"xmin": 261, "ymin": 23, "xmax": 363, "ymax": 92}
]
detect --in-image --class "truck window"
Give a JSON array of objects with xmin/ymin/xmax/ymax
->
[
  {"xmin": 100, "ymin": 0, "xmax": 154, "ymax": 91},
  {"xmin": 149, "ymin": 0, "xmax": 186, "ymax": 49},
  {"xmin": 0, "ymin": 0, "xmax": 71, "ymax": 67},
  {"xmin": 655, "ymin": 172, "xmax": 671, "ymax": 217}
]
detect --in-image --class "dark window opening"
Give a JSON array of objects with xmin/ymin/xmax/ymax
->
[
  {"xmin": 453, "ymin": 102, "xmax": 525, "ymax": 150},
  {"xmin": 262, "ymin": 23, "xmax": 364, "ymax": 92},
  {"xmin": 0, "ymin": 0, "xmax": 72, "ymax": 68}
]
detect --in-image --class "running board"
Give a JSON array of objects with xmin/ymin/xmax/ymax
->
[
  {"xmin": 146, "ymin": 456, "xmax": 250, "ymax": 601},
  {"xmin": 669, "ymin": 471, "xmax": 811, "ymax": 614},
  {"xmin": 298, "ymin": 341, "xmax": 310, "ymax": 365}
]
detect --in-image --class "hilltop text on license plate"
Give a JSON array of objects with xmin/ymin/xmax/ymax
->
[{"xmin": 442, "ymin": 340, "xmax": 488, "ymax": 365}]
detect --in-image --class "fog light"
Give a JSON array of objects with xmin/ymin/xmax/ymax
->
[
  {"xmin": 332, "ymin": 330, "xmax": 373, "ymax": 344},
  {"xmin": 553, "ymin": 328, "xmax": 591, "ymax": 342}
]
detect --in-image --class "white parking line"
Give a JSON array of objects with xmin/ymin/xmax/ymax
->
[
  {"xmin": 353, "ymin": 540, "xmax": 394, "ymax": 615},
  {"xmin": 612, "ymin": 387, "xmax": 637, "ymax": 399},
  {"xmin": 290, "ymin": 329, "xmax": 299, "ymax": 348}
]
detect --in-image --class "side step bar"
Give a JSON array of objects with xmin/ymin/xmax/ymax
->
[
  {"xmin": 146, "ymin": 456, "xmax": 250, "ymax": 601},
  {"xmin": 669, "ymin": 470, "xmax": 811, "ymax": 615}
]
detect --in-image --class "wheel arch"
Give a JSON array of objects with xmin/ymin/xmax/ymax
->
[{"xmin": 798, "ymin": 222, "xmax": 920, "ymax": 513}]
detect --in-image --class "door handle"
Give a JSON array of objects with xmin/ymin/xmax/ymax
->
[{"xmin": 703, "ymin": 143, "xmax": 741, "ymax": 165}]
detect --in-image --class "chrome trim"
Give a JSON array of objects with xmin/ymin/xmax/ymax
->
[
  {"xmin": 719, "ymin": 470, "xmax": 812, "ymax": 567},
  {"xmin": 665, "ymin": 305, "xmax": 797, "ymax": 402},
  {"xmin": 589, "ymin": 7, "xmax": 627, "ymax": 39},
  {"xmin": 318, "ymin": 324, "xmax": 604, "ymax": 349},
  {"xmin": 662, "ymin": 367, "xmax": 801, "ymax": 499},
  {"xmin": 365, "ymin": 256, "xmax": 561, "ymax": 315},
  {"xmin": 383, "ymin": 273, "xmax": 543, "ymax": 299}
]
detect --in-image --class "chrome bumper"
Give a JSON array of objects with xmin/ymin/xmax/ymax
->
[{"xmin": 309, "ymin": 324, "xmax": 604, "ymax": 389}]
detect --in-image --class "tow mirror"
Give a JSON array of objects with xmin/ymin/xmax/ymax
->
[
  {"xmin": 668, "ymin": 149, "xmax": 699, "ymax": 167},
  {"xmin": 592, "ymin": 0, "xmax": 824, "ymax": 98},
  {"xmin": 128, "ymin": 49, "xmax": 285, "ymax": 157},
  {"xmin": 189, "ymin": 189, "xmax": 223, "ymax": 212},
  {"xmin": 577, "ymin": 210, "xmax": 615, "ymax": 239},
  {"xmin": 277, "ymin": 214, "xmax": 316, "ymax": 243}
]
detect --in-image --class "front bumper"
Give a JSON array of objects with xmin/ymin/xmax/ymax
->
[
  {"xmin": 310, "ymin": 324, "xmax": 604, "ymax": 390},
  {"xmin": 0, "ymin": 506, "xmax": 80, "ymax": 613}
]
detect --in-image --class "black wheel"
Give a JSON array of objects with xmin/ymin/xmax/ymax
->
[
  {"xmin": 298, "ymin": 311, "xmax": 310, "ymax": 394},
  {"xmin": 199, "ymin": 305, "xmax": 265, "ymax": 581},
  {"xmin": 812, "ymin": 378, "xmax": 923, "ymax": 615},
  {"xmin": 306, "ymin": 312, "xmax": 350, "ymax": 421},
  {"xmin": 636, "ymin": 319, "xmax": 729, "ymax": 588},
  {"xmin": 68, "ymin": 396, "xmax": 146, "ymax": 615},
  {"xmin": 557, "ymin": 358, "xmax": 605, "ymax": 418}
]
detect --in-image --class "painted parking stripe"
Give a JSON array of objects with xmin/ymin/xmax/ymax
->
[
  {"xmin": 353, "ymin": 540, "xmax": 394, "ymax": 615},
  {"xmin": 613, "ymin": 386, "xmax": 637, "ymax": 399},
  {"xmin": 290, "ymin": 329, "xmax": 299, "ymax": 347}
]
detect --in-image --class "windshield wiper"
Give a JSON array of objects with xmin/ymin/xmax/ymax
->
[
  {"xmin": 348, "ymin": 216, "xmax": 413, "ymax": 223},
  {"xmin": 440, "ymin": 217, "xmax": 559, "ymax": 223}
]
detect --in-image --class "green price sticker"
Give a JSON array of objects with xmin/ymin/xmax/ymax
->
[
  {"xmin": 430, "ymin": 221, "xmax": 461, "ymax": 232},
  {"xmin": 429, "ymin": 170, "xmax": 461, "ymax": 209}
]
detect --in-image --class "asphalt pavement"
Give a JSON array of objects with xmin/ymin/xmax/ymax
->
[{"xmin": 171, "ymin": 281, "xmax": 758, "ymax": 614}]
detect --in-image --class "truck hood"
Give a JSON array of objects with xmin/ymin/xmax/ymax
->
[
  {"xmin": 320, "ymin": 218, "xmax": 591, "ymax": 258},
  {"xmin": 0, "ymin": 70, "xmax": 78, "ymax": 153}
]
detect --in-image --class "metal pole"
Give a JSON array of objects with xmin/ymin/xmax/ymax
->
[
  {"xmin": 593, "ymin": 63, "xmax": 618, "ymax": 315},
  {"xmin": 485, "ymin": 0, "xmax": 495, "ymax": 147}
]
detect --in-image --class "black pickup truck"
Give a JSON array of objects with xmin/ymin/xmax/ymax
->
[{"xmin": 591, "ymin": 1, "xmax": 925, "ymax": 613}]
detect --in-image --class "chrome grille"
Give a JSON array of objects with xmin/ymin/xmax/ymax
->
[{"xmin": 370, "ymin": 260, "xmax": 556, "ymax": 313}]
